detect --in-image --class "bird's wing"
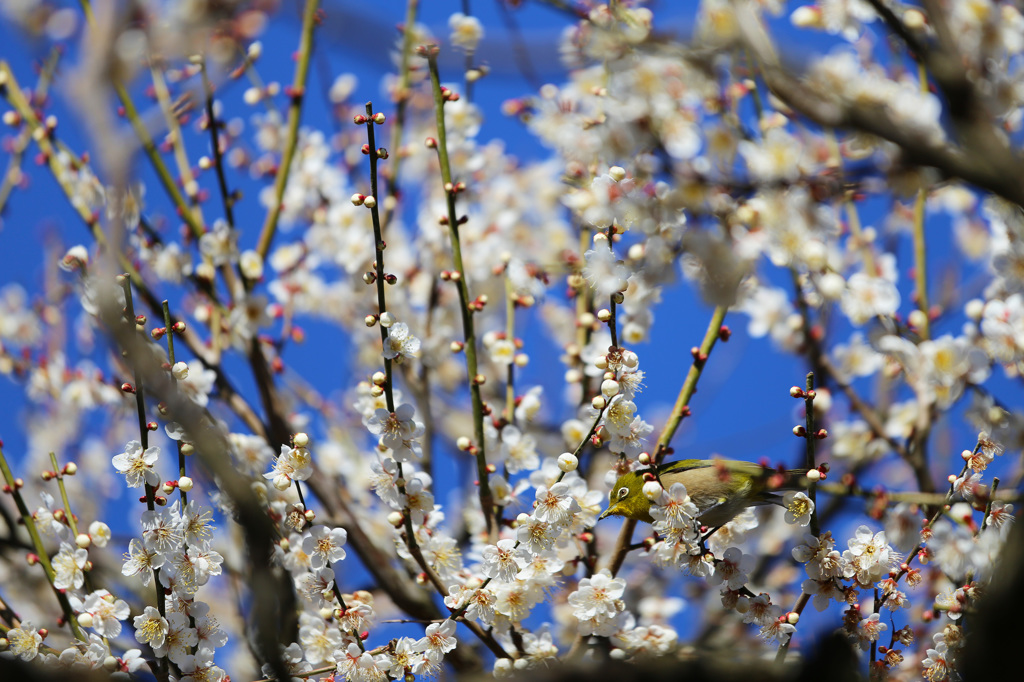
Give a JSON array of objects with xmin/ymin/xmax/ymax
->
[
  {"xmin": 658, "ymin": 459, "xmax": 766, "ymax": 477},
  {"xmin": 657, "ymin": 459, "xmax": 715, "ymax": 475}
]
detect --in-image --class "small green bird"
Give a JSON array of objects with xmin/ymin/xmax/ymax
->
[{"xmin": 599, "ymin": 459, "xmax": 809, "ymax": 527}]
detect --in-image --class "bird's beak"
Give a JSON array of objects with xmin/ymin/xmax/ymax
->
[{"xmin": 598, "ymin": 506, "xmax": 614, "ymax": 521}]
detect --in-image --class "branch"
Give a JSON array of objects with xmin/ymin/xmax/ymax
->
[
  {"xmin": 738, "ymin": 8, "xmax": 1024, "ymax": 208},
  {"xmin": 255, "ymin": 0, "xmax": 322, "ymax": 259}
]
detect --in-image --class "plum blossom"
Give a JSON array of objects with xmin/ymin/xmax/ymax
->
[
  {"xmin": 449, "ymin": 13, "xmax": 483, "ymax": 53},
  {"xmin": 582, "ymin": 246, "xmax": 630, "ymax": 298},
  {"xmin": 707, "ymin": 547, "xmax": 754, "ymax": 591},
  {"xmin": 383, "ymin": 322, "xmax": 420, "ymax": 361},
  {"xmin": 498, "ymin": 424, "xmax": 540, "ymax": 474},
  {"xmin": 112, "ymin": 440, "xmax": 161, "ymax": 488},
  {"xmin": 415, "ymin": 619, "xmax": 458, "ymax": 662},
  {"xmin": 264, "ymin": 444, "xmax": 314, "ymax": 490},
  {"xmin": 842, "ymin": 526, "xmax": 898, "ymax": 586},
  {"xmin": 133, "ymin": 606, "xmax": 169, "ymax": 649},
  {"xmin": 841, "ymin": 273, "xmax": 900, "ymax": 325},
  {"xmin": 335, "ymin": 643, "xmax": 389, "ymax": 682},
  {"xmin": 783, "ymin": 491, "xmax": 815, "ymax": 526},
  {"xmin": 123, "ymin": 538, "xmax": 165, "ymax": 585},
  {"xmin": 366, "ymin": 403, "xmax": 425, "ymax": 461},
  {"xmin": 302, "ymin": 525, "xmax": 348, "ymax": 569},
  {"xmin": 6, "ymin": 621, "xmax": 43, "ymax": 661},
  {"xmin": 52, "ymin": 542, "xmax": 88, "ymax": 590},
  {"xmin": 480, "ymin": 539, "xmax": 525, "ymax": 582},
  {"xmin": 649, "ymin": 482, "xmax": 700, "ymax": 530},
  {"xmin": 928, "ymin": 519, "xmax": 976, "ymax": 580},
  {"xmin": 177, "ymin": 360, "xmax": 217, "ymax": 407},
  {"xmin": 78, "ymin": 590, "xmax": 130, "ymax": 637},
  {"xmin": 568, "ymin": 569, "xmax": 626, "ymax": 623},
  {"xmin": 532, "ymin": 481, "xmax": 581, "ymax": 527}
]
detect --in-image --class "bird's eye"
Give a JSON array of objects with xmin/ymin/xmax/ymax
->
[{"xmin": 617, "ymin": 486, "xmax": 629, "ymax": 500}]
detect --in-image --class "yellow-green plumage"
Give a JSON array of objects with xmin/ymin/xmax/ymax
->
[{"xmin": 599, "ymin": 459, "xmax": 807, "ymax": 527}]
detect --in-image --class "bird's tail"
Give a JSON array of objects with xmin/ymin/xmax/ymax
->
[
  {"xmin": 765, "ymin": 468, "xmax": 811, "ymax": 489},
  {"xmin": 759, "ymin": 468, "xmax": 812, "ymax": 506}
]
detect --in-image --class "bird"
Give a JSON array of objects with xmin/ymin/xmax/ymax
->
[{"xmin": 599, "ymin": 459, "xmax": 809, "ymax": 527}]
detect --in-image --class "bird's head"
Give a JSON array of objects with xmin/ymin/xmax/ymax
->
[{"xmin": 598, "ymin": 468, "xmax": 654, "ymax": 523}]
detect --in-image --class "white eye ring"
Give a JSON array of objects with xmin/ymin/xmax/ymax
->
[{"xmin": 617, "ymin": 486, "xmax": 629, "ymax": 500}]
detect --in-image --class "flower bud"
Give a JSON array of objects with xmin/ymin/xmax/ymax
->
[
  {"xmin": 171, "ymin": 361, "xmax": 189, "ymax": 381},
  {"xmin": 600, "ymin": 379, "xmax": 620, "ymax": 398},
  {"xmin": 791, "ymin": 6, "xmax": 823, "ymax": 29},
  {"xmin": 557, "ymin": 453, "xmax": 579, "ymax": 472},
  {"xmin": 903, "ymin": 8, "xmax": 926, "ymax": 29},
  {"xmin": 642, "ymin": 480, "xmax": 662, "ymax": 501},
  {"xmin": 240, "ymin": 250, "xmax": 264, "ymax": 280},
  {"xmin": 965, "ymin": 298, "xmax": 985, "ymax": 321},
  {"xmin": 908, "ymin": 309, "xmax": 928, "ymax": 330}
]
